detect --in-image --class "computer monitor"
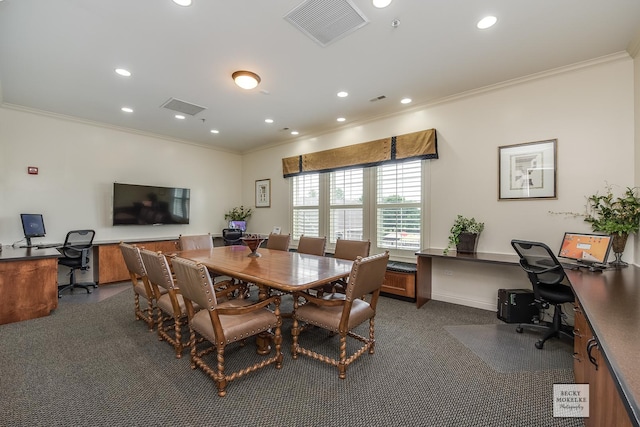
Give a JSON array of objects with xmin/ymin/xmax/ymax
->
[
  {"xmin": 228, "ymin": 220, "xmax": 246, "ymax": 232},
  {"xmin": 558, "ymin": 232, "xmax": 612, "ymax": 267},
  {"xmin": 20, "ymin": 213, "xmax": 46, "ymax": 248}
]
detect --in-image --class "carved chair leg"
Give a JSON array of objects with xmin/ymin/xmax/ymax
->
[
  {"xmin": 216, "ymin": 347, "xmax": 227, "ymax": 397},
  {"xmin": 338, "ymin": 334, "xmax": 347, "ymax": 379}
]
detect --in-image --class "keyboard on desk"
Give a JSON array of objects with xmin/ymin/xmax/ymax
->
[
  {"xmin": 37, "ymin": 243, "xmax": 61, "ymax": 249},
  {"xmin": 536, "ymin": 258, "xmax": 578, "ymax": 269}
]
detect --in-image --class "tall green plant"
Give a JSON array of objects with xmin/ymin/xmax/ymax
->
[{"xmin": 224, "ymin": 205, "xmax": 253, "ymax": 221}]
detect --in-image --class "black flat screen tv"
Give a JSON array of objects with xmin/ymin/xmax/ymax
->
[{"xmin": 112, "ymin": 183, "xmax": 190, "ymax": 226}]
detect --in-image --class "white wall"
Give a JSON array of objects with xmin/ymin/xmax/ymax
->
[
  {"xmin": 0, "ymin": 107, "xmax": 243, "ymax": 245},
  {"xmin": 242, "ymin": 55, "xmax": 636, "ymax": 310}
]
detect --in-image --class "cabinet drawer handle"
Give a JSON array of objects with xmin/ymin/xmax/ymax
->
[
  {"xmin": 572, "ymin": 352, "xmax": 582, "ymax": 362},
  {"xmin": 586, "ymin": 338, "xmax": 599, "ymax": 370},
  {"xmin": 573, "ymin": 329, "xmax": 582, "ymax": 338}
]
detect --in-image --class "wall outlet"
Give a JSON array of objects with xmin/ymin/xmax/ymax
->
[{"xmin": 444, "ymin": 270, "xmax": 453, "ymax": 276}]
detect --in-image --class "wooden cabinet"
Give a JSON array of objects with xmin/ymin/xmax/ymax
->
[
  {"xmin": 382, "ymin": 270, "xmax": 416, "ymax": 299},
  {"xmin": 0, "ymin": 249, "xmax": 59, "ymax": 324},
  {"xmin": 573, "ymin": 302, "xmax": 633, "ymax": 427},
  {"xmin": 95, "ymin": 239, "xmax": 177, "ymax": 284}
]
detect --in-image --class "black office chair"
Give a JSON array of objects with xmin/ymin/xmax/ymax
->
[
  {"xmin": 222, "ymin": 228, "xmax": 243, "ymax": 246},
  {"xmin": 58, "ymin": 230, "xmax": 97, "ymax": 298},
  {"xmin": 510, "ymin": 239, "xmax": 575, "ymax": 349}
]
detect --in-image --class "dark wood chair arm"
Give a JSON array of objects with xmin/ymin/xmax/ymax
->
[{"xmin": 215, "ymin": 295, "xmax": 281, "ymax": 315}]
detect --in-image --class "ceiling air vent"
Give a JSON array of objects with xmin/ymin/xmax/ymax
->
[
  {"xmin": 160, "ymin": 98, "xmax": 207, "ymax": 116},
  {"xmin": 369, "ymin": 95, "xmax": 387, "ymax": 102},
  {"xmin": 284, "ymin": 0, "xmax": 369, "ymax": 47}
]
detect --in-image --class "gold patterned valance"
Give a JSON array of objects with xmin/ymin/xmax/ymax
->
[{"xmin": 282, "ymin": 129, "xmax": 437, "ymax": 177}]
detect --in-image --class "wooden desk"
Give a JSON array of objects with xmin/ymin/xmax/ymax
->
[
  {"xmin": 0, "ymin": 247, "xmax": 60, "ymax": 325},
  {"xmin": 414, "ymin": 248, "xmax": 519, "ymax": 308},
  {"xmin": 566, "ymin": 267, "xmax": 640, "ymax": 426},
  {"xmin": 415, "ymin": 248, "xmax": 638, "ymax": 426},
  {"xmin": 178, "ymin": 245, "xmax": 353, "ymax": 293}
]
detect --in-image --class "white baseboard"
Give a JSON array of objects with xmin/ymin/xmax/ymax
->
[{"xmin": 431, "ymin": 291, "xmax": 496, "ymax": 312}]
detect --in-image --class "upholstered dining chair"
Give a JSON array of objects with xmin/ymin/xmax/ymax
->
[
  {"xmin": 171, "ymin": 256, "xmax": 283, "ymax": 397},
  {"xmin": 139, "ymin": 248, "xmax": 194, "ymax": 358},
  {"xmin": 178, "ymin": 233, "xmax": 214, "ymax": 251},
  {"xmin": 266, "ymin": 233, "xmax": 291, "ymax": 251},
  {"xmin": 296, "ymin": 235, "xmax": 327, "ymax": 256},
  {"xmin": 291, "ymin": 251, "xmax": 389, "ymax": 379},
  {"xmin": 320, "ymin": 238, "xmax": 371, "ymax": 296},
  {"xmin": 119, "ymin": 242, "xmax": 159, "ymax": 331}
]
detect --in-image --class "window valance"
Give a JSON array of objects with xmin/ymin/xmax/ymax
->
[{"xmin": 282, "ymin": 129, "xmax": 437, "ymax": 177}]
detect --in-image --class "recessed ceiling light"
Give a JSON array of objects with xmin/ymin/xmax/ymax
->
[
  {"xmin": 115, "ymin": 68, "xmax": 131, "ymax": 77},
  {"xmin": 210, "ymin": 129, "xmax": 219, "ymax": 134},
  {"xmin": 400, "ymin": 98, "xmax": 412, "ymax": 104},
  {"xmin": 373, "ymin": 0, "xmax": 392, "ymax": 8},
  {"xmin": 175, "ymin": 114, "xmax": 186, "ymax": 120},
  {"xmin": 121, "ymin": 107, "xmax": 133, "ymax": 113},
  {"xmin": 265, "ymin": 119, "xmax": 274, "ymax": 124},
  {"xmin": 291, "ymin": 131, "xmax": 299, "ymax": 135},
  {"xmin": 477, "ymin": 16, "xmax": 497, "ymax": 29},
  {"xmin": 337, "ymin": 117, "xmax": 346, "ymax": 122},
  {"xmin": 337, "ymin": 91, "xmax": 348, "ymax": 98},
  {"xmin": 172, "ymin": 0, "xmax": 192, "ymax": 6}
]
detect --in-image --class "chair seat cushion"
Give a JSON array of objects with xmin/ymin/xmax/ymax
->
[
  {"xmin": 537, "ymin": 283, "xmax": 574, "ymax": 304},
  {"xmin": 296, "ymin": 298, "xmax": 374, "ymax": 332},
  {"xmin": 157, "ymin": 293, "xmax": 198, "ymax": 317},
  {"xmin": 190, "ymin": 300, "xmax": 279, "ymax": 345},
  {"xmin": 134, "ymin": 283, "xmax": 168, "ymax": 299}
]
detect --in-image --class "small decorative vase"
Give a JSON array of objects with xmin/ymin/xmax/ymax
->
[
  {"xmin": 241, "ymin": 235, "xmax": 265, "ymax": 257},
  {"xmin": 609, "ymin": 233, "xmax": 629, "ymax": 267},
  {"xmin": 456, "ymin": 232, "xmax": 479, "ymax": 254}
]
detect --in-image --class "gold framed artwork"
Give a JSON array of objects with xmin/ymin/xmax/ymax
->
[
  {"xmin": 498, "ymin": 139, "xmax": 557, "ymax": 200},
  {"xmin": 255, "ymin": 179, "xmax": 271, "ymax": 208}
]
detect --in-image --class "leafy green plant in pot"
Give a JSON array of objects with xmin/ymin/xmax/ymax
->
[
  {"xmin": 583, "ymin": 185, "xmax": 640, "ymax": 266},
  {"xmin": 444, "ymin": 215, "xmax": 485, "ymax": 255},
  {"xmin": 224, "ymin": 205, "xmax": 253, "ymax": 222}
]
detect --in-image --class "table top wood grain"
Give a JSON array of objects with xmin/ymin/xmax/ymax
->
[{"xmin": 176, "ymin": 246, "xmax": 353, "ymax": 292}]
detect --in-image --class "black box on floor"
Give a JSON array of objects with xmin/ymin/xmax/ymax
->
[{"xmin": 497, "ymin": 289, "xmax": 538, "ymax": 324}]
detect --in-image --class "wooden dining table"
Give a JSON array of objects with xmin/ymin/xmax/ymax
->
[
  {"xmin": 176, "ymin": 245, "xmax": 353, "ymax": 294},
  {"xmin": 175, "ymin": 245, "xmax": 354, "ymax": 354}
]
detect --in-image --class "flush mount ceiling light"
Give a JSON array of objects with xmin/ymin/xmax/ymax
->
[
  {"xmin": 477, "ymin": 15, "xmax": 497, "ymax": 29},
  {"xmin": 337, "ymin": 91, "xmax": 348, "ymax": 97},
  {"xmin": 172, "ymin": 0, "xmax": 192, "ymax": 6},
  {"xmin": 373, "ymin": 0, "xmax": 392, "ymax": 8},
  {"xmin": 115, "ymin": 68, "xmax": 131, "ymax": 77},
  {"xmin": 400, "ymin": 98, "xmax": 412, "ymax": 104},
  {"xmin": 232, "ymin": 71, "xmax": 261, "ymax": 90}
]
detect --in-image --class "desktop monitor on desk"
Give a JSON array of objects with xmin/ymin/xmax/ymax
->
[
  {"xmin": 20, "ymin": 213, "xmax": 46, "ymax": 248},
  {"xmin": 558, "ymin": 232, "xmax": 612, "ymax": 269},
  {"xmin": 228, "ymin": 220, "xmax": 246, "ymax": 232}
]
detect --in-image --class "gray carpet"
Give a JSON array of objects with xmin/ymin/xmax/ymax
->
[
  {"xmin": 0, "ymin": 286, "xmax": 583, "ymax": 427},
  {"xmin": 444, "ymin": 324, "xmax": 574, "ymax": 373}
]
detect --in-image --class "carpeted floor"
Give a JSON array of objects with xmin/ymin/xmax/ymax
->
[{"xmin": 0, "ymin": 285, "xmax": 583, "ymax": 427}]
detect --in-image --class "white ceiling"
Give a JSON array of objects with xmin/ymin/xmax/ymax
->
[{"xmin": 1, "ymin": 0, "xmax": 640, "ymax": 153}]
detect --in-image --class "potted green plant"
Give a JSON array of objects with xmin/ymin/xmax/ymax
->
[
  {"xmin": 583, "ymin": 185, "xmax": 640, "ymax": 266},
  {"xmin": 444, "ymin": 215, "xmax": 485, "ymax": 255},
  {"xmin": 224, "ymin": 205, "xmax": 253, "ymax": 222}
]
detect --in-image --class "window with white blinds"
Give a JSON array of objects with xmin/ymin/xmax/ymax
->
[
  {"xmin": 292, "ymin": 174, "xmax": 320, "ymax": 239},
  {"xmin": 375, "ymin": 160, "xmax": 421, "ymax": 251},
  {"xmin": 291, "ymin": 160, "xmax": 423, "ymax": 254},
  {"xmin": 329, "ymin": 168, "xmax": 363, "ymax": 244}
]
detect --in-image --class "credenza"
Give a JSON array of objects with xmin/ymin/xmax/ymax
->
[{"xmin": 94, "ymin": 239, "xmax": 178, "ymax": 284}]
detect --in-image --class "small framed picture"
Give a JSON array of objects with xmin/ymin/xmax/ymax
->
[
  {"xmin": 498, "ymin": 139, "xmax": 557, "ymax": 200},
  {"xmin": 255, "ymin": 179, "xmax": 271, "ymax": 208}
]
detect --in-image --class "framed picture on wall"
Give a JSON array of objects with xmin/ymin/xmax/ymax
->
[
  {"xmin": 498, "ymin": 139, "xmax": 557, "ymax": 200},
  {"xmin": 255, "ymin": 179, "xmax": 271, "ymax": 208}
]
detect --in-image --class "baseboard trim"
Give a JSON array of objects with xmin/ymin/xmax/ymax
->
[{"xmin": 432, "ymin": 291, "xmax": 496, "ymax": 312}]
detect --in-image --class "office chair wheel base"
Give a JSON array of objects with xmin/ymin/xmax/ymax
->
[
  {"xmin": 516, "ymin": 326, "xmax": 523, "ymax": 333},
  {"xmin": 535, "ymin": 340, "xmax": 544, "ymax": 350}
]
